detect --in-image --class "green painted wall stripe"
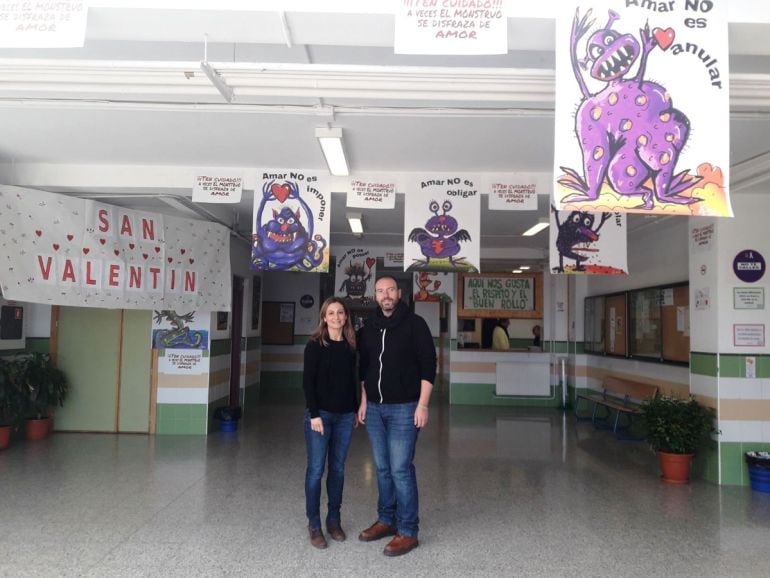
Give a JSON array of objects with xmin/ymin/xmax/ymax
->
[
  {"xmin": 690, "ymin": 352, "xmax": 718, "ymax": 376},
  {"xmin": 720, "ymin": 441, "xmax": 770, "ymax": 486},
  {"xmin": 246, "ymin": 336, "xmax": 261, "ymax": 350},
  {"xmin": 0, "ymin": 337, "xmax": 50, "ymax": 357},
  {"xmin": 719, "ymin": 354, "xmax": 770, "ymax": 378},
  {"xmin": 210, "ymin": 339, "xmax": 231, "ymax": 357},
  {"xmin": 156, "ymin": 403, "xmax": 208, "ymax": 435},
  {"xmin": 261, "ymin": 371, "xmax": 303, "ymax": 390}
]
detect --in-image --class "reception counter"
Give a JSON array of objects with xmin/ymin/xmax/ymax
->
[{"xmin": 449, "ymin": 348, "xmax": 559, "ymax": 406}]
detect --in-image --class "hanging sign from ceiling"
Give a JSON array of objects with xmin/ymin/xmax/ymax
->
[
  {"xmin": 394, "ymin": 0, "xmax": 509, "ymax": 55},
  {"xmin": 192, "ymin": 170, "xmax": 243, "ymax": 204},
  {"xmin": 346, "ymin": 177, "xmax": 397, "ymax": 209},
  {"xmin": 483, "ymin": 173, "xmax": 543, "ymax": 211},
  {"xmin": 549, "ymin": 207, "xmax": 628, "ymax": 275},
  {"xmin": 0, "ymin": 1, "xmax": 88, "ymax": 48}
]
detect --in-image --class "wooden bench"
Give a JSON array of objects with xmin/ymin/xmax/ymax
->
[{"xmin": 575, "ymin": 377, "xmax": 658, "ymax": 439}]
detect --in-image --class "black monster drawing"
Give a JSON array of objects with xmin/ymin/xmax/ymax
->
[
  {"xmin": 339, "ymin": 261, "xmax": 371, "ymax": 299},
  {"xmin": 558, "ymin": 8, "xmax": 701, "ymax": 209},
  {"xmin": 551, "ymin": 205, "xmax": 610, "ymax": 273}
]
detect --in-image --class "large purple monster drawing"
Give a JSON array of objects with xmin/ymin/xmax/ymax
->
[
  {"xmin": 407, "ymin": 200, "xmax": 475, "ymax": 272},
  {"xmin": 558, "ymin": 8, "xmax": 702, "ymax": 210}
]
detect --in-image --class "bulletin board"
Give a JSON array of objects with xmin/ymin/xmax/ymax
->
[
  {"xmin": 604, "ymin": 294, "xmax": 627, "ymax": 356},
  {"xmin": 661, "ymin": 285, "xmax": 689, "ymax": 363},
  {"xmin": 261, "ymin": 301, "xmax": 295, "ymax": 345},
  {"xmin": 457, "ymin": 273, "xmax": 543, "ymax": 319}
]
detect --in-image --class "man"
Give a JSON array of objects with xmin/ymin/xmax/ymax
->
[
  {"xmin": 357, "ymin": 275, "xmax": 436, "ymax": 557},
  {"xmin": 491, "ymin": 318, "xmax": 510, "ymax": 350}
]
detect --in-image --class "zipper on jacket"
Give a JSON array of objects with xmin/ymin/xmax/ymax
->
[{"xmin": 377, "ymin": 328, "xmax": 386, "ymax": 403}]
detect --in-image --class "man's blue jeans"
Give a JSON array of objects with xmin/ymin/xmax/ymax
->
[
  {"xmin": 364, "ymin": 401, "xmax": 420, "ymax": 538},
  {"xmin": 304, "ymin": 410, "xmax": 355, "ymax": 529}
]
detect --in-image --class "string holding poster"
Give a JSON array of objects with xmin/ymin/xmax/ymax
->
[
  {"xmin": 549, "ymin": 205, "xmax": 628, "ymax": 274},
  {"xmin": 403, "ymin": 176, "xmax": 480, "ymax": 273},
  {"xmin": 252, "ymin": 170, "xmax": 330, "ymax": 273},
  {"xmin": 334, "ymin": 247, "xmax": 377, "ymax": 302},
  {"xmin": 553, "ymin": 0, "xmax": 731, "ymax": 216}
]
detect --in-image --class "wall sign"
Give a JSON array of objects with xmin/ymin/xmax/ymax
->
[
  {"xmin": 733, "ymin": 250, "xmax": 765, "ymax": 283},
  {"xmin": 734, "ymin": 287, "xmax": 764, "ymax": 310},
  {"xmin": 299, "ymin": 294, "xmax": 315, "ymax": 309},
  {"xmin": 734, "ymin": 324, "xmax": 765, "ymax": 348},
  {"xmin": 457, "ymin": 273, "xmax": 543, "ymax": 319}
]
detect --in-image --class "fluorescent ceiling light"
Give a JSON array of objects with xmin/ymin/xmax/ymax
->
[
  {"xmin": 522, "ymin": 219, "xmax": 549, "ymax": 237},
  {"xmin": 347, "ymin": 212, "xmax": 363, "ymax": 235},
  {"xmin": 519, "ymin": 265, "xmax": 531, "ymax": 270},
  {"xmin": 315, "ymin": 126, "xmax": 349, "ymax": 176},
  {"xmin": 512, "ymin": 269, "xmax": 523, "ymax": 274}
]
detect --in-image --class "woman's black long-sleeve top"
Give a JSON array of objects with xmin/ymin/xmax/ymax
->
[{"xmin": 302, "ymin": 338, "xmax": 357, "ymax": 418}]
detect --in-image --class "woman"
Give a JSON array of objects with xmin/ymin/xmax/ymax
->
[{"xmin": 303, "ymin": 297, "xmax": 358, "ymax": 549}]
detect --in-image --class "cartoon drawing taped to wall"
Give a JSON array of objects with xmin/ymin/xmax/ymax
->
[
  {"xmin": 252, "ymin": 180, "xmax": 327, "ymax": 271},
  {"xmin": 556, "ymin": 7, "xmax": 728, "ymax": 215}
]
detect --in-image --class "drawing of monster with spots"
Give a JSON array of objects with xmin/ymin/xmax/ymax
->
[{"xmin": 558, "ymin": 8, "xmax": 702, "ymax": 210}]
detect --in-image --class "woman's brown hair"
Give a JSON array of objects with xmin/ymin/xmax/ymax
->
[{"xmin": 309, "ymin": 297, "xmax": 356, "ymax": 349}]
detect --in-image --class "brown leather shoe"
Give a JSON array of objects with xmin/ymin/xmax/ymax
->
[
  {"xmin": 308, "ymin": 527, "xmax": 327, "ymax": 549},
  {"xmin": 327, "ymin": 522, "xmax": 346, "ymax": 542},
  {"xmin": 383, "ymin": 534, "xmax": 419, "ymax": 557},
  {"xmin": 358, "ymin": 521, "xmax": 397, "ymax": 542}
]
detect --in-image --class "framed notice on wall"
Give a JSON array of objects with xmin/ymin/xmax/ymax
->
[{"xmin": 457, "ymin": 273, "xmax": 543, "ymax": 319}]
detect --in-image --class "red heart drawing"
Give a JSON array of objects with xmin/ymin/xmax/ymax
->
[
  {"xmin": 52, "ymin": 243, "xmax": 59, "ymax": 251},
  {"xmin": 180, "ymin": 248, "xmax": 186, "ymax": 255},
  {"xmin": 82, "ymin": 248, "xmax": 90, "ymax": 255},
  {"xmin": 128, "ymin": 243, "xmax": 135, "ymax": 250},
  {"xmin": 189, "ymin": 258, "xmax": 195, "ymax": 264},
  {"xmin": 66, "ymin": 234, "xmax": 74, "ymax": 241},
  {"xmin": 99, "ymin": 238, "xmax": 106, "ymax": 245},
  {"xmin": 271, "ymin": 183, "xmax": 291, "ymax": 203},
  {"xmin": 35, "ymin": 230, "xmax": 42, "ymax": 237},
  {"xmin": 154, "ymin": 246, "xmax": 161, "ymax": 253},
  {"xmin": 142, "ymin": 253, "xmax": 148, "ymax": 260},
  {"xmin": 366, "ymin": 257, "xmax": 375, "ymax": 269},
  {"xmin": 167, "ymin": 257, "xmax": 173, "ymax": 263},
  {"xmin": 114, "ymin": 250, "xmax": 120, "ymax": 256},
  {"xmin": 653, "ymin": 27, "xmax": 675, "ymax": 51},
  {"xmin": 434, "ymin": 280, "xmax": 442, "ymax": 290}
]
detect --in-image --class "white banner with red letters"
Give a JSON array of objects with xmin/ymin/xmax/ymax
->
[{"xmin": 0, "ymin": 186, "xmax": 231, "ymax": 311}]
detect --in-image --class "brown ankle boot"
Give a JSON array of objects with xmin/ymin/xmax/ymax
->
[
  {"xmin": 308, "ymin": 526, "xmax": 327, "ymax": 549},
  {"xmin": 358, "ymin": 521, "xmax": 397, "ymax": 542}
]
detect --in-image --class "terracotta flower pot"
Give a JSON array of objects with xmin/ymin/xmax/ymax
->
[
  {"xmin": 24, "ymin": 417, "xmax": 52, "ymax": 441},
  {"xmin": 657, "ymin": 451, "xmax": 694, "ymax": 484},
  {"xmin": 0, "ymin": 425, "xmax": 11, "ymax": 450}
]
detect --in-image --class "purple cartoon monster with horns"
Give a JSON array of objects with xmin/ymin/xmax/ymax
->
[{"xmin": 558, "ymin": 8, "xmax": 701, "ymax": 209}]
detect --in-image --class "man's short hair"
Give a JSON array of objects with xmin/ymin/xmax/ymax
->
[{"xmin": 375, "ymin": 275, "xmax": 399, "ymax": 288}]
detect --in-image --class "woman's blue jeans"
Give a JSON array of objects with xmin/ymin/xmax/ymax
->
[
  {"xmin": 304, "ymin": 410, "xmax": 355, "ymax": 529},
  {"xmin": 364, "ymin": 401, "xmax": 420, "ymax": 538}
]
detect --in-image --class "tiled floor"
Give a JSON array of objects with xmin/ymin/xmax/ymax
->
[{"xmin": 1, "ymin": 393, "xmax": 770, "ymax": 577}]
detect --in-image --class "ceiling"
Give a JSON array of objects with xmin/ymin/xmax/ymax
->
[{"xmin": 1, "ymin": 1, "xmax": 770, "ymax": 270}]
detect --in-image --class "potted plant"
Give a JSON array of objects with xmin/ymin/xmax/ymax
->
[
  {"xmin": 0, "ymin": 358, "xmax": 25, "ymax": 450},
  {"xmin": 640, "ymin": 395, "xmax": 717, "ymax": 484},
  {"xmin": 19, "ymin": 353, "xmax": 69, "ymax": 440}
]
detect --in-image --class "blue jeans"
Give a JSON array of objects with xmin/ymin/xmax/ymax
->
[
  {"xmin": 304, "ymin": 410, "xmax": 355, "ymax": 529},
  {"xmin": 364, "ymin": 401, "xmax": 420, "ymax": 538}
]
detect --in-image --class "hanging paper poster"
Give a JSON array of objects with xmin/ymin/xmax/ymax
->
[
  {"xmin": 414, "ymin": 272, "xmax": 454, "ymax": 302},
  {"xmin": 0, "ymin": 186, "xmax": 231, "ymax": 311},
  {"xmin": 483, "ymin": 173, "xmax": 544, "ymax": 211},
  {"xmin": 0, "ymin": 1, "xmax": 88, "ymax": 48},
  {"xmin": 549, "ymin": 205, "xmax": 628, "ymax": 274},
  {"xmin": 252, "ymin": 170, "xmax": 330, "ymax": 272},
  {"xmin": 404, "ymin": 176, "xmax": 480, "ymax": 273},
  {"xmin": 394, "ymin": 0, "xmax": 509, "ymax": 56},
  {"xmin": 553, "ymin": 0, "xmax": 731, "ymax": 216},
  {"xmin": 384, "ymin": 249, "xmax": 404, "ymax": 268},
  {"xmin": 192, "ymin": 170, "xmax": 243, "ymax": 204},
  {"xmin": 334, "ymin": 247, "xmax": 377, "ymax": 302},
  {"xmin": 346, "ymin": 177, "xmax": 397, "ymax": 209}
]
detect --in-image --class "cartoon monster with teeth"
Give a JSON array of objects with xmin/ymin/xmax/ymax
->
[{"xmin": 558, "ymin": 8, "xmax": 701, "ymax": 210}]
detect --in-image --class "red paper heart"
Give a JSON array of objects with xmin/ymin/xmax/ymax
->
[
  {"xmin": 142, "ymin": 253, "xmax": 148, "ymax": 260},
  {"xmin": 366, "ymin": 257, "xmax": 375, "ymax": 269},
  {"xmin": 653, "ymin": 27, "xmax": 675, "ymax": 50},
  {"xmin": 154, "ymin": 246, "xmax": 161, "ymax": 253},
  {"xmin": 128, "ymin": 243, "xmax": 135, "ymax": 250},
  {"xmin": 99, "ymin": 238, "xmax": 106, "ymax": 245},
  {"xmin": 189, "ymin": 258, "xmax": 195, "ymax": 264},
  {"xmin": 66, "ymin": 234, "xmax": 74, "ymax": 241},
  {"xmin": 271, "ymin": 183, "xmax": 291, "ymax": 203},
  {"xmin": 167, "ymin": 257, "xmax": 173, "ymax": 263},
  {"xmin": 82, "ymin": 248, "xmax": 90, "ymax": 255},
  {"xmin": 114, "ymin": 250, "xmax": 120, "ymax": 256},
  {"xmin": 35, "ymin": 230, "xmax": 42, "ymax": 237},
  {"xmin": 52, "ymin": 243, "xmax": 59, "ymax": 251},
  {"xmin": 434, "ymin": 280, "xmax": 442, "ymax": 289},
  {"xmin": 180, "ymin": 249, "xmax": 186, "ymax": 255}
]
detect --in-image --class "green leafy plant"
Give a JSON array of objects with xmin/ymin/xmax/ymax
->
[
  {"xmin": 0, "ymin": 358, "xmax": 26, "ymax": 428},
  {"xmin": 19, "ymin": 353, "xmax": 69, "ymax": 420},
  {"xmin": 641, "ymin": 395, "xmax": 717, "ymax": 454}
]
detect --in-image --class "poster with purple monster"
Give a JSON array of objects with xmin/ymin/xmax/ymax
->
[
  {"xmin": 252, "ymin": 170, "xmax": 330, "ymax": 272},
  {"xmin": 403, "ymin": 176, "xmax": 480, "ymax": 273},
  {"xmin": 554, "ymin": 0, "xmax": 731, "ymax": 217}
]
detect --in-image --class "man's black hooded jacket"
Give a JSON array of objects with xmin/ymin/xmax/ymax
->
[{"xmin": 358, "ymin": 301, "xmax": 437, "ymax": 404}]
